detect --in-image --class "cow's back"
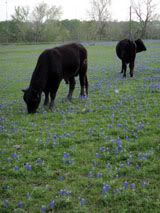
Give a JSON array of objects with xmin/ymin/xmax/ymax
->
[
  {"xmin": 55, "ymin": 43, "xmax": 87, "ymax": 64},
  {"xmin": 45, "ymin": 43, "xmax": 87, "ymax": 82},
  {"xmin": 116, "ymin": 39, "xmax": 136, "ymax": 63}
]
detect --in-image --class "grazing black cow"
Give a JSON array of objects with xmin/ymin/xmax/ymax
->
[
  {"xmin": 22, "ymin": 43, "xmax": 88, "ymax": 113},
  {"xmin": 116, "ymin": 39, "xmax": 147, "ymax": 77}
]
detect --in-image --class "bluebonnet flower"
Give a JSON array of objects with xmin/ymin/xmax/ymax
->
[
  {"xmin": 62, "ymin": 152, "xmax": 74, "ymax": 165},
  {"xmin": 53, "ymin": 135, "xmax": 57, "ymax": 142},
  {"xmin": 100, "ymin": 146, "xmax": 106, "ymax": 152},
  {"xmin": 125, "ymin": 136, "xmax": 129, "ymax": 141},
  {"xmin": 126, "ymin": 159, "xmax": 131, "ymax": 166},
  {"xmin": 63, "ymin": 152, "xmax": 70, "ymax": 159},
  {"xmin": 24, "ymin": 163, "xmax": 32, "ymax": 171},
  {"xmin": 40, "ymin": 205, "xmax": 46, "ymax": 213},
  {"xmin": 117, "ymin": 138, "xmax": 122, "ymax": 150},
  {"xmin": 117, "ymin": 123, "xmax": 123, "ymax": 128},
  {"xmin": 123, "ymin": 181, "xmax": 129, "ymax": 189},
  {"xmin": 17, "ymin": 201, "xmax": 24, "ymax": 208},
  {"xmin": 130, "ymin": 183, "xmax": 136, "ymax": 190},
  {"xmin": 88, "ymin": 171, "xmax": 94, "ymax": 178},
  {"xmin": 96, "ymin": 173, "xmax": 103, "ymax": 178},
  {"xmin": 36, "ymin": 158, "xmax": 44, "ymax": 166},
  {"xmin": 106, "ymin": 163, "xmax": 112, "ymax": 169},
  {"xmin": 80, "ymin": 198, "xmax": 86, "ymax": 206},
  {"xmin": 59, "ymin": 189, "xmax": 71, "ymax": 196},
  {"xmin": 96, "ymin": 153, "xmax": 100, "ymax": 158},
  {"xmin": 49, "ymin": 200, "xmax": 55, "ymax": 209},
  {"xmin": 58, "ymin": 176, "xmax": 65, "ymax": 181},
  {"xmin": 136, "ymin": 164, "xmax": 141, "ymax": 170},
  {"xmin": 108, "ymin": 124, "xmax": 113, "ymax": 129},
  {"xmin": 102, "ymin": 184, "xmax": 110, "ymax": 193},
  {"xmin": 13, "ymin": 166, "xmax": 19, "ymax": 171}
]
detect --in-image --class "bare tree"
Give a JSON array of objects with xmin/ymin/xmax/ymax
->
[
  {"xmin": 32, "ymin": 2, "xmax": 62, "ymax": 42},
  {"xmin": 89, "ymin": 0, "xmax": 111, "ymax": 40},
  {"xmin": 131, "ymin": 0, "xmax": 158, "ymax": 38},
  {"xmin": 46, "ymin": 6, "xmax": 62, "ymax": 20},
  {"xmin": 11, "ymin": 6, "xmax": 30, "ymax": 41},
  {"xmin": 12, "ymin": 6, "xmax": 30, "ymax": 22}
]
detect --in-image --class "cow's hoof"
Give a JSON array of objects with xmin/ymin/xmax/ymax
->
[{"xmin": 80, "ymin": 95, "xmax": 88, "ymax": 99}]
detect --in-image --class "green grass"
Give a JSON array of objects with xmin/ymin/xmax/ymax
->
[{"xmin": 0, "ymin": 41, "xmax": 160, "ymax": 212}]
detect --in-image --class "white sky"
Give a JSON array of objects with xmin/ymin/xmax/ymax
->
[{"xmin": 0, "ymin": 0, "xmax": 159, "ymax": 21}]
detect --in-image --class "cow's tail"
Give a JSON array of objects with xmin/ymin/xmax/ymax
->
[
  {"xmin": 80, "ymin": 58, "xmax": 88, "ymax": 97},
  {"xmin": 83, "ymin": 59, "xmax": 88, "ymax": 96}
]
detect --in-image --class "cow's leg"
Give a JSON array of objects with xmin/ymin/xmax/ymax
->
[
  {"xmin": 122, "ymin": 61, "xmax": 127, "ymax": 77},
  {"xmin": 129, "ymin": 62, "xmax": 134, "ymax": 77},
  {"xmin": 49, "ymin": 80, "xmax": 61, "ymax": 110},
  {"xmin": 44, "ymin": 89, "xmax": 49, "ymax": 106},
  {"xmin": 121, "ymin": 62, "xmax": 124, "ymax": 73},
  {"xmin": 67, "ymin": 77, "xmax": 76, "ymax": 101},
  {"xmin": 79, "ymin": 73, "xmax": 86, "ymax": 98},
  {"xmin": 85, "ymin": 75, "xmax": 88, "ymax": 96}
]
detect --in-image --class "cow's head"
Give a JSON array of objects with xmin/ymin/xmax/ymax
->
[
  {"xmin": 22, "ymin": 88, "xmax": 41, "ymax": 113},
  {"xmin": 135, "ymin": 39, "xmax": 147, "ymax": 53}
]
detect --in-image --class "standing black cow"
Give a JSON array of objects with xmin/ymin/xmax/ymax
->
[
  {"xmin": 116, "ymin": 39, "xmax": 147, "ymax": 77},
  {"xmin": 22, "ymin": 43, "xmax": 88, "ymax": 113}
]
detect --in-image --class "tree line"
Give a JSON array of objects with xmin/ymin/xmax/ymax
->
[{"xmin": 0, "ymin": 0, "xmax": 159, "ymax": 43}]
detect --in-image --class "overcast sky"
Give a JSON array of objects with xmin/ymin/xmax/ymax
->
[{"xmin": 0, "ymin": 0, "xmax": 159, "ymax": 21}]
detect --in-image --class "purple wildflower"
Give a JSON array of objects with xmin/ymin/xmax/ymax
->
[
  {"xmin": 88, "ymin": 171, "xmax": 94, "ymax": 178},
  {"xmin": 96, "ymin": 173, "xmax": 103, "ymax": 178},
  {"xmin": 17, "ymin": 201, "xmax": 24, "ymax": 208},
  {"xmin": 40, "ymin": 206, "xmax": 46, "ymax": 213},
  {"xmin": 49, "ymin": 200, "xmax": 55, "ymax": 209},
  {"xmin": 96, "ymin": 153, "xmax": 100, "ymax": 158},
  {"xmin": 11, "ymin": 153, "xmax": 18, "ymax": 159},
  {"xmin": 100, "ymin": 146, "xmax": 106, "ymax": 152},
  {"xmin": 102, "ymin": 184, "xmax": 110, "ymax": 193},
  {"xmin": 13, "ymin": 166, "xmax": 19, "ymax": 171},
  {"xmin": 123, "ymin": 181, "xmax": 129, "ymax": 189},
  {"xmin": 130, "ymin": 183, "xmax": 136, "ymax": 190},
  {"xmin": 117, "ymin": 138, "xmax": 122, "ymax": 149},
  {"xmin": 80, "ymin": 198, "xmax": 86, "ymax": 206},
  {"xmin": 24, "ymin": 163, "xmax": 32, "ymax": 171},
  {"xmin": 63, "ymin": 152, "xmax": 70, "ymax": 159},
  {"xmin": 59, "ymin": 189, "xmax": 71, "ymax": 196}
]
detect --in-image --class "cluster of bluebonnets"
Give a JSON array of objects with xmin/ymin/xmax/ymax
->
[{"xmin": 1, "ymin": 41, "xmax": 160, "ymax": 211}]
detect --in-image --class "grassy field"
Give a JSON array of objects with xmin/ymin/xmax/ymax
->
[{"xmin": 0, "ymin": 41, "xmax": 160, "ymax": 212}]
